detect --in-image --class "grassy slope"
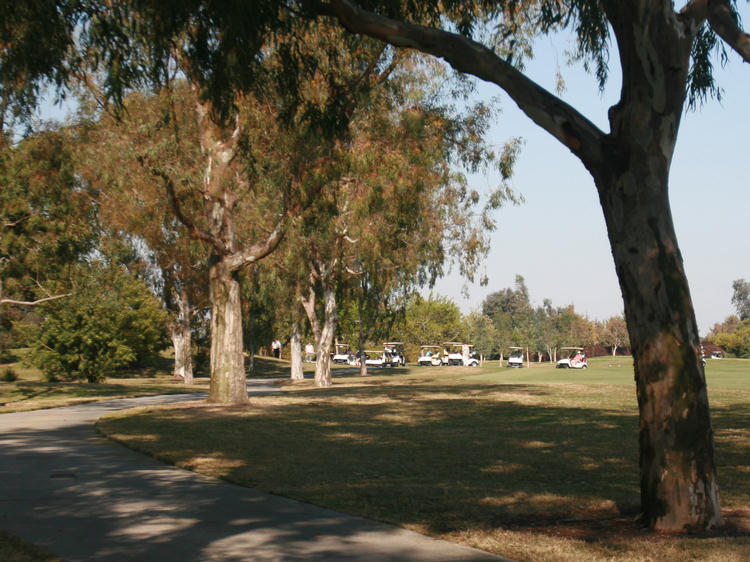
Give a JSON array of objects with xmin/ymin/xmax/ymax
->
[{"xmin": 96, "ymin": 356, "xmax": 750, "ymax": 562}]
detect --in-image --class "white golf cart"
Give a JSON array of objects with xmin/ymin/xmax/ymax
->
[
  {"xmin": 417, "ymin": 345, "xmax": 442, "ymax": 366},
  {"xmin": 507, "ymin": 346, "xmax": 524, "ymax": 368},
  {"xmin": 383, "ymin": 342, "xmax": 406, "ymax": 367},
  {"xmin": 556, "ymin": 347, "xmax": 588, "ymax": 369},
  {"xmin": 332, "ymin": 343, "xmax": 357, "ymax": 365},
  {"xmin": 364, "ymin": 349, "xmax": 387, "ymax": 368},
  {"xmin": 441, "ymin": 342, "xmax": 479, "ymax": 367}
]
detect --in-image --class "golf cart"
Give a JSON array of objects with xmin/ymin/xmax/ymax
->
[
  {"xmin": 332, "ymin": 343, "xmax": 356, "ymax": 365},
  {"xmin": 417, "ymin": 345, "xmax": 442, "ymax": 366},
  {"xmin": 383, "ymin": 342, "xmax": 406, "ymax": 367},
  {"xmin": 441, "ymin": 342, "xmax": 479, "ymax": 367},
  {"xmin": 556, "ymin": 347, "xmax": 588, "ymax": 369},
  {"xmin": 507, "ymin": 346, "xmax": 524, "ymax": 368},
  {"xmin": 364, "ymin": 349, "xmax": 387, "ymax": 368}
]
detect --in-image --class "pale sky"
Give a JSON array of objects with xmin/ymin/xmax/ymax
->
[{"xmin": 431, "ymin": 11, "xmax": 750, "ymax": 337}]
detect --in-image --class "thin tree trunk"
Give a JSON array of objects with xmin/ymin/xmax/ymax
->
[
  {"xmin": 290, "ymin": 317, "xmax": 304, "ymax": 380},
  {"xmin": 208, "ymin": 258, "xmax": 247, "ymax": 404},
  {"xmin": 170, "ymin": 286, "xmax": 194, "ymax": 384},
  {"xmin": 314, "ymin": 284, "xmax": 337, "ymax": 387},
  {"xmin": 358, "ymin": 323, "xmax": 368, "ymax": 377}
]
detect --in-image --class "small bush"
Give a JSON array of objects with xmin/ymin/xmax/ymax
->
[{"xmin": 1, "ymin": 367, "xmax": 18, "ymax": 382}]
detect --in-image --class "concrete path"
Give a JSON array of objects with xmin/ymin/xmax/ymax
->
[{"xmin": 0, "ymin": 382, "xmax": 507, "ymax": 561}]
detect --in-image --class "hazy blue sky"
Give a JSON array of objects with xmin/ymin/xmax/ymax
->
[{"xmin": 431, "ymin": 12, "xmax": 750, "ymax": 336}]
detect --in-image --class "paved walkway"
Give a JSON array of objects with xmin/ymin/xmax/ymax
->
[{"xmin": 0, "ymin": 382, "xmax": 507, "ymax": 561}]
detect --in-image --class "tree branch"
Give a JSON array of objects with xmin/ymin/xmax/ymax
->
[
  {"xmin": 708, "ymin": 0, "xmax": 750, "ymax": 62},
  {"xmin": 0, "ymin": 293, "xmax": 70, "ymax": 307},
  {"xmin": 226, "ymin": 217, "xmax": 286, "ymax": 272},
  {"xmin": 680, "ymin": 0, "xmax": 750, "ymax": 62},
  {"xmin": 325, "ymin": 0, "xmax": 606, "ymax": 170},
  {"xmin": 142, "ymin": 159, "xmax": 228, "ymax": 254}
]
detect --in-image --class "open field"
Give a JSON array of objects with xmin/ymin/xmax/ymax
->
[{"xmin": 96, "ymin": 356, "xmax": 750, "ymax": 562}]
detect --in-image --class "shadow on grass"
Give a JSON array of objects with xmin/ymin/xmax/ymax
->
[{"xmin": 98, "ymin": 380, "xmax": 659, "ymax": 537}]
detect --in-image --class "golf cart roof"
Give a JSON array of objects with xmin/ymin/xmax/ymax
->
[
  {"xmin": 383, "ymin": 342, "xmax": 403, "ymax": 346},
  {"xmin": 508, "ymin": 346, "xmax": 523, "ymax": 350},
  {"xmin": 560, "ymin": 346, "xmax": 584, "ymax": 351},
  {"xmin": 419, "ymin": 345, "xmax": 440, "ymax": 349},
  {"xmin": 441, "ymin": 341, "xmax": 464, "ymax": 346}
]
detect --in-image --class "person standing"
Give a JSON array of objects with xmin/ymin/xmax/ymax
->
[
  {"xmin": 305, "ymin": 342, "xmax": 315, "ymax": 363},
  {"xmin": 272, "ymin": 338, "xmax": 282, "ymax": 359}
]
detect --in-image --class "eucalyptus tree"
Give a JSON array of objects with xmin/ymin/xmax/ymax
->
[
  {"xmin": 321, "ymin": 0, "xmax": 750, "ymax": 530},
  {"xmin": 69, "ymin": 6, "xmax": 348, "ymax": 403},
  {"xmin": 289, "ymin": 44, "xmax": 510, "ymax": 386},
  {"xmin": 731, "ymin": 278, "xmax": 750, "ymax": 321},
  {"xmin": 76, "ymin": 86, "xmax": 209, "ymax": 384}
]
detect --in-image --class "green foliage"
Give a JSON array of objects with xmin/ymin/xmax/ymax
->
[
  {"xmin": 25, "ymin": 265, "xmax": 168, "ymax": 382},
  {"xmin": 462, "ymin": 311, "xmax": 500, "ymax": 358},
  {"xmin": 1, "ymin": 366, "xmax": 18, "ymax": 381},
  {"xmin": 401, "ymin": 293, "xmax": 463, "ymax": 353},
  {"xmin": 710, "ymin": 318, "xmax": 750, "ymax": 358},
  {"xmin": 1, "ymin": 127, "xmax": 98, "ymax": 302}
]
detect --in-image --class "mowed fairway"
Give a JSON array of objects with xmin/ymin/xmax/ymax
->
[{"xmin": 97, "ymin": 357, "xmax": 750, "ymax": 562}]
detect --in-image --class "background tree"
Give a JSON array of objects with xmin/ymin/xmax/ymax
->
[
  {"xmin": 709, "ymin": 319, "xmax": 750, "ymax": 357},
  {"xmin": 602, "ymin": 315, "xmax": 630, "ymax": 357},
  {"xmin": 77, "ymin": 85, "xmax": 209, "ymax": 384},
  {"xmin": 731, "ymin": 278, "xmax": 750, "ymax": 321},
  {"xmin": 1, "ymin": 126, "xmax": 98, "ymax": 363},
  {"xmin": 463, "ymin": 311, "xmax": 500, "ymax": 363},
  {"xmin": 401, "ymin": 293, "xmax": 463, "ymax": 358},
  {"xmin": 1, "ymin": 127, "xmax": 97, "ymax": 306},
  {"xmin": 323, "ymin": 0, "xmax": 750, "ymax": 529}
]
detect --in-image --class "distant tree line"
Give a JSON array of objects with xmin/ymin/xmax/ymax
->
[{"xmin": 706, "ymin": 279, "xmax": 750, "ymax": 358}]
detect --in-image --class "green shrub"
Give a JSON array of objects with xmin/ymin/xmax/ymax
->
[
  {"xmin": 1, "ymin": 367, "xmax": 18, "ymax": 382},
  {"xmin": 29, "ymin": 265, "xmax": 168, "ymax": 383}
]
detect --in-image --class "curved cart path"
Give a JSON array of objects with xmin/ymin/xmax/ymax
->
[{"xmin": 0, "ymin": 382, "xmax": 507, "ymax": 562}]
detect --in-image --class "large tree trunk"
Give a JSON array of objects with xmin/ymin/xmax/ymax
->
[
  {"xmin": 314, "ymin": 284, "xmax": 337, "ymax": 387},
  {"xmin": 170, "ymin": 286, "xmax": 194, "ymax": 385},
  {"xmin": 290, "ymin": 317, "xmax": 304, "ymax": 381},
  {"xmin": 208, "ymin": 258, "xmax": 247, "ymax": 404},
  {"xmin": 596, "ymin": 163, "xmax": 722, "ymax": 530}
]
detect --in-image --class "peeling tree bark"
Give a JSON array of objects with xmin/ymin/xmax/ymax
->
[
  {"xmin": 170, "ymin": 285, "xmax": 194, "ymax": 385},
  {"xmin": 290, "ymin": 316, "xmax": 304, "ymax": 381}
]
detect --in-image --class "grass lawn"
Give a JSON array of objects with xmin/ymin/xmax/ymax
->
[
  {"xmin": 96, "ymin": 356, "xmax": 750, "ymax": 562},
  {"xmin": 0, "ymin": 356, "xmax": 209, "ymax": 413},
  {"xmin": 0, "ymin": 350, "xmax": 312, "ymax": 413},
  {"xmin": 0, "ymin": 529, "xmax": 61, "ymax": 562}
]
